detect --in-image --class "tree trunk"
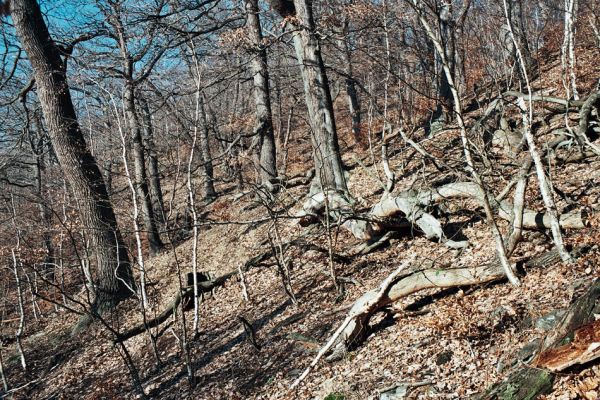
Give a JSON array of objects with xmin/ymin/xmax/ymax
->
[
  {"xmin": 123, "ymin": 85, "xmax": 164, "ymax": 255},
  {"xmin": 10, "ymin": 0, "xmax": 134, "ymax": 318},
  {"xmin": 245, "ymin": 0, "xmax": 277, "ymax": 187},
  {"xmin": 198, "ymin": 94, "xmax": 217, "ymax": 200},
  {"xmin": 109, "ymin": 3, "xmax": 163, "ymax": 255},
  {"xmin": 29, "ymin": 119, "xmax": 56, "ymax": 272},
  {"xmin": 337, "ymin": 19, "xmax": 361, "ymax": 146},
  {"xmin": 274, "ymin": 0, "xmax": 348, "ymax": 193},
  {"xmin": 139, "ymin": 97, "xmax": 166, "ymax": 224},
  {"xmin": 433, "ymin": 0, "xmax": 455, "ymax": 125}
]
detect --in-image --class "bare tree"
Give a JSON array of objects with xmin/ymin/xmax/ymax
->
[
  {"xmin": 101, "ymin": 1, "xmax": 165, "ymax": 255},
  {"xmin": 9, "ymin": 0, "xmax": 135, "ymax": 326},
  {"xmin": 272, "ymin": 0, "xmax": 348, "ymax": 193},
  {"xmin": 245, "ymin": 0, "xmax": 277, "ymax": 188}
]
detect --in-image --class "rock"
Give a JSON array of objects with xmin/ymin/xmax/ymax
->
[
  {"xmin": 379, "ymin": 384, "xmax": 409, "ymax": 400},
  {"xmin": 535, "ymin": 310, "xmax": 566, "ymax": 331},
  {"xmin": 436, "ymin": 350, "xmax": 453, "ymax": 365}
]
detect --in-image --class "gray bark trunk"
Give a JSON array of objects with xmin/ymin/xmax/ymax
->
[
  {"xmin": 110, "ymin": 4, "xmax": 163, "ymax": 255},
  {"xmin": 123, "ymin": 85, "xmax": 164, "ymax": 255},
  {"xmin": 246, "ymin": 0, "xmax": 277, "ymax": 187},
  {"xmin": 276, "ymin": 0, "xmax": 348, "ymax": 192},
  {"xmin": 338, "ymin": 20, "xmax": 361, "ymax": 146},
  {"xmin": 29, "ymin": 119, "xmax": 56, "ymax": 271},
  {"xmin": 10, "ymin": 0, "xmax": 134, "ymax": 317},
  {"xmin": 433, "ymin": 0, "xmax": 454, "ymax": 124},
  {"xmin": 139, "ymin": 97, "xmax": 166, "ymax": 224},
  {"xmin": 198, "ymin": 94, "xmax": 217, "ymax": 200}
]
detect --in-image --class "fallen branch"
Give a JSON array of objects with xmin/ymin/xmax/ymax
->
[
  {"xmin": 325, "ymin": 246, "xmax": 589, "ymax": 357},
  {"xmin": 115, "ymin": 247, "xmax": 276, "ymax": 343},
  {"xmin": 503, "ymin": 91, "xmax": 586, "ymax": 108},
  {"xmin": 289, "ymin": 256, "xmax": 415, "ymax": 390},
  {"xmin": 115, "ymin": 236, "xmax": 346, "ymax": 342}
]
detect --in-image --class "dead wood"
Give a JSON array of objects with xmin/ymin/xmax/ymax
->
[
  {"xmin": 503, "ymin": 91, "xmax": 586, "ymax": 108},
  {"xmin": 324, "ymin": 246, "xmax": 590, "ymax": 359},
  {"xmin": 474, "ymin": 275, "xmax": 600, "ymax": 400},
  {"xmin": 115, "ymin": 247, "xmax": 275, "ymax": 342},
  {"xmin": 115, "ymin": 235, "xmax": 349, "ymax": 342},
  {"xmin": 342, "ymin": 182, "xmax": 588, "ymax": 245},
  {"xmin": 290, "ymin": 257, "xmax": 416, "ymax": 390},
  {"xmin": 536, "ymin": 319, "xmax": 600, "ymax": 371}
]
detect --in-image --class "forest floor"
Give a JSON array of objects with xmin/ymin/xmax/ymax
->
[{"xmin": 2, "ymin": 48, "xmax": 600, "ymax": 399}]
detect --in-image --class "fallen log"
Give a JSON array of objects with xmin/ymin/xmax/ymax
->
[
  {"xmin": 503, "ymin": 91, "xmax": 586, "ymax": 108},
  {"xmin": 303, "ymin": 182, "xmax": 589, "ymax": 250},
  {"xmin": 115, "ymin": 272, "xmax": 237, "ymax": 343},
  {"xmin": 290, "ymin": 257, "xmax": 416, "ymax": 389},
  {"xmin": 536, "ymin": 319, "xmax": 600, "ymax": 372},
  {"xmin": 418, "ymin": 181, "xmax": 590, "ymax": 230},
  {"xmin": 287, "ymin": 247, "xmax": 589, "ymax": 391},
  {"xmin": 115, "ymin": 236, "xmax": 349, "ymax": 342},
  {"xmin": 316, "ymin": 246, "xmax": 589, "ymax": 362}
]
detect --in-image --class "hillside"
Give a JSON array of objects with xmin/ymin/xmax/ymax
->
[
  {"xmin": 1, "ymin": 42, "xmax": 600, "ymax": 399},
  {"xmin": 2, "ymin": 1, "xmax": 600, "ymax": 399}
]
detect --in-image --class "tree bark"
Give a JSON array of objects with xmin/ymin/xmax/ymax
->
[
  {"xmin": 274, "ymin": 0, "xmax": 348, "ymax": 193},
  {"xmin": 337, "ymin": 18, "xmax": 361, "ymax": 146},
  {"xmin": 198, "ymin": 93, "xmax": 217, "ymax": 200},
  {"xmin": 139, "ymin": 96, "xmax": 166, "ymax": 224},
  {"xmin": 109, "ymin": 4, "xmax": 164, "ymax": 255},
  {"xmin": 10, "ymin": 0, "xmax": 134, "ymax": 319},
  {"xmin": 432, "ymin": 0, "xmax": 454, "ymax": 124},
  {"xmin": 29, "ymin": 120, "xmax": 56, "ymax": 271},
  {"xmin": 123, "ymin": 84, "xmax": 164, "ymax": 255},
  {"xmin": 245, "ymin": 0, "xmax": 277, "ymax": 187}
]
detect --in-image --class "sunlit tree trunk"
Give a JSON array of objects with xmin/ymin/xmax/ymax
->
[
  {"xmin": 246, "ymin": 0, "xmax": 277, "ymax": 187},
  {"xmin": 273, "ymin": 0, "xmax": 348, "ymax": 193},
  {"xmin": 10, "ymin": 0, "xmax": 135, "ymax": 320}
]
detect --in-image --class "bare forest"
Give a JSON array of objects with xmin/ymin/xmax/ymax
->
[{"xmin": 1, "ymin": 0, "xmax": 600, "ymax": 398}]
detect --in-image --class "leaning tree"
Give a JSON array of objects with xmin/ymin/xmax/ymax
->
[{"xmin": 8, "ymin": 0, "xmax": 135, "ymax": 328}]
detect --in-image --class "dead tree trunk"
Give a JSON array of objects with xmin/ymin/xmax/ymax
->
[
  {"xmin": 9, "ymin": 0, "xmax": 135, "ymax": 323},
  {"xmin": 246, "ymin": 0, "xmax": 277, "ymax": 188},
  {"xmin": 322, "ymin": 246, "xmax": 590, "ymax": 362},
  {"xmin": 476, "ymin": 277, "xmax": 600, "ymax": 400},
  {"xmin": 272, "ymin": 0, "xmax": 348, "ymax": 193}
]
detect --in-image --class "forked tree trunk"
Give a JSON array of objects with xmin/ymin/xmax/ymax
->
[
  {"xmin": 10, "ymin": 0, "xmax": 134, "ymax": 319},
  {"xmin": 246, "ymin": 0, "xmax": 277, "ymax": 187},
  {"xmin": 274, "ymin": 0, "xmax": 348, "ymax": 193},
  {"xmin": 107, "ymin": 3, "xmax": 163, "ymax": 255}
]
